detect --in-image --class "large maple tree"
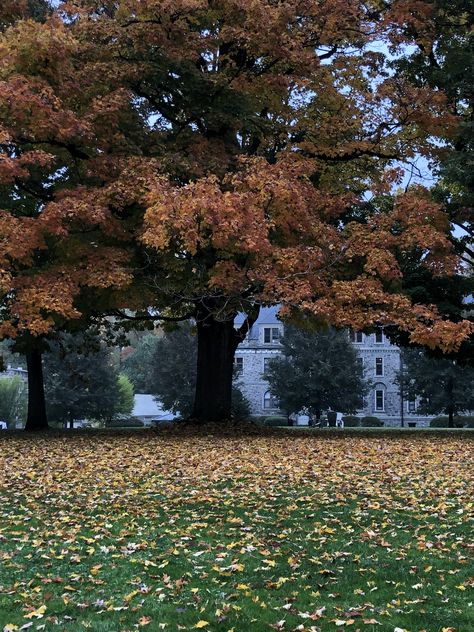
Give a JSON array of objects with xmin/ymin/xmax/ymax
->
[{"xmin": 0, "ymin": 0, "xmax": 473, "ymax": 423}]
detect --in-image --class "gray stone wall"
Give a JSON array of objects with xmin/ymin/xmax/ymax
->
[{"xmin": 234, "ymin": 311, "xmax": 431, "ymax": 427}]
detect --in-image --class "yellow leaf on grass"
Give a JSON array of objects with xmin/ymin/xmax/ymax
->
[
  {"xmin": 3, "ymin": 625, "xmax": 19, "ymax": 631},
  {"xmin": 194, "ymin": 621, "xmax": 209, "ymax": 629},
  {"xmin": 24, "ymin": 605, "xmax": 46, "ymax": 619}
]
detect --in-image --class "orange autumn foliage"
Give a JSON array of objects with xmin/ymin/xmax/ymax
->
[{"xmin": 0, "ymin": 0, "xmax": 471, "ymax": 354}]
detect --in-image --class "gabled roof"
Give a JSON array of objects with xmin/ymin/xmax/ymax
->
[{"xmin": 234, "ymin": 305, "xmax": 281, "ymax": 326}]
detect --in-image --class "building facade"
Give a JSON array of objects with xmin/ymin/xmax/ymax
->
[{"xmin": 234, "ymin": 306, "xmax": 430, "ymax": 427}]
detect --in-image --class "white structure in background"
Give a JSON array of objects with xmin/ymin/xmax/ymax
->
[
  {"xmin": 0, "ymin": 365, "xmax": 27, "ymax": 380},
  {"xmin": 132, "ymin": 394, "xmax": 176, "ymax": 425},
  {"xmin": 234, "ymin": 306, "xmax": 430, "ymax": 427}
]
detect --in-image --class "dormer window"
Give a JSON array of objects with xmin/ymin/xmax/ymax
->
[
  {"xmin": 349, "ymin": 330, "xmax": 363, "ymax": 343},
  {"xmin": 263, "ymin": 327, "xmax": 281, "ymax": 343}
]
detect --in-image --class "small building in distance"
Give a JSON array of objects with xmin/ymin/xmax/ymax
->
[
  {"xmin": 234, "ymin": 306, "xmax": 430, "ymax": 427},
  {"xmin": 0, "ymin": 365, "xmax": 27, "ymax": 381},
  {"xmin": 132, "ymin": 394, "xmax": 176, "ymax": 425}
]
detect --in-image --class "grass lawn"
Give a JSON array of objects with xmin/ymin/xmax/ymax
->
[{"xmin": 0, "ymin": 428, "xmax": 473, "ymax": 631}]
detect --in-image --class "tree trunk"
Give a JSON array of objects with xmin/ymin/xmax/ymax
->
[
  {"xmin": 25, "ymin": 348, "xmax": 48, "ymax": 431},
  {"xmin": 192, "ymin": 310, "xmax": 238, "ymax": 423}
]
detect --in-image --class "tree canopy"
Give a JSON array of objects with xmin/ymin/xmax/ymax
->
[
  {"xmin": 43, "ymin": 333, "xmax": 132, "ymax": 427},
  {"xmin": 398, "ymin": 347, "xmax": 474, "ymax": 427},
  {"xmin": 266, "ymin": 326, "xmax": 368, "ymax": 420},
  {"xmin": 122, "ymin": 334, "xmax": 160, "ymax": 394}
]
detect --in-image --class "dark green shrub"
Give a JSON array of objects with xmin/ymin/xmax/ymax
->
[
  {"xmin": 342, "ymin": 415, "xmax": 360, "ymax": 427},
  {"xmin": 263, "ymin": 416, "xmax": 288, "ymax": 427},
  {"xmin": 249, "ymin": 416, "xmax": 268, "ymax": 426},
  {"xmin": 360, "ymin": 416, "xmax": 383, "ymax": 427},
  {"xmin": 430, "ymin": 416, "xmax": 474, "ymax": 428}
]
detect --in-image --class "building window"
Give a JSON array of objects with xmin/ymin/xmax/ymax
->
[
  {"xmin": 375, "ymin": 357, "xmax": 383, "ymax": 376},
  {"xmin": 349, "ymin": 330, "xmax": 363, "ymax": 343},
  {"xmin": 375, "ymin": 388, "xmax": 385, "ymax": 411},
  {"xmin": 263, "ymin": 327, "xmax": 281, "ymax": 343},
  {"xmin": 234, "ymin": 356, "xmax": 243, "ymax": 374},
  {"xmin": 356, "ymin": 357, "xmax": 364, "ymax": 370},
  {"xmin": 263, "ymin": 357, "xmax": 272, "ymax": 376},
  {"xmin": 407, "ymin": 400, "xmax": 416, "ymax": 413},
  {"xmin": 374, "ymin": 327, "xmax": 384, "ymax": 344},
  {"xmin": 263, "ymin": 391, "xmax": 279, "ymax": 410}
]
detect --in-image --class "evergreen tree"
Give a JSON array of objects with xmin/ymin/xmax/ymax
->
[
  {"xmin": 122, "ymin": 334, "xmax": 160, "ymax": 394},
  {"xmin": 398, "ymin": 349, "xmax": 474, "ymax": 427},
  {"xmin": 266, "ymin": 327, "xmax": 368, "ymax": 423},
  {"xmin": 43, "ymin": 334, "xmax": 125, "ymax": 428}
]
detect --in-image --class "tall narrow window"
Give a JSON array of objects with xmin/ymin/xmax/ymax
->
[
  {"xmin": 263, "ymin": 358, "xmax": 271, "ymax": 375},
  {"xmin": 234, "ymin": 357, "xmax": 243, "ymax": 374},
  {"xmin": 375, "ymin": 327, "xmax": 384, "ymax": 344},
  {"xmin": 407, "ymin": 400, "xmax": 416, "ymax": 413},
  {"xmin": 375, "ymin": 357, "xmax": 383, "ymax": 376},
  {"xmin": 375, "ymin": 389, "xmax": 384, "ymax": 411}
]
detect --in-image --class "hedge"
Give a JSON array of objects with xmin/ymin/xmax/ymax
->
[
  {"xmin": 263, "ymin": 416, "xmax": 288, "ymax": 427},
  {"xmin": 430, "ymin": 416, "xmax": 474, "ymax": 428},
  {"xmin": 342, "ymin": 415, "xmax": 360, "ymax": 427},
  {"xmin": 360, "ymin": 416, "xmax": 384, "ymax": 427}
]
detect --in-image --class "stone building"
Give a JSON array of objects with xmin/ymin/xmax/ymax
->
[{"xmin": 234, "ymin": 306, "xmax": 430, "ymax": 427}]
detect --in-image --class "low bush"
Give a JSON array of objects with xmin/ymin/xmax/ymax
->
[
  {"xmin": 430, "ymin": 416, "xmax": 474, "ymax": 428},
  {"xmin": 249, "ymin": 416, "xmax": 268, "ymax": 426},
  {"xmin": 342, "ymin": 415, "xmax": 360, "ymax": 427},
  {"xmin": 263, "ymin": 416, "xmax": 288, "ymax": 427},
  {"xmin": 360, "ymin": 416, "xmax": 383, "ymax": 427}
]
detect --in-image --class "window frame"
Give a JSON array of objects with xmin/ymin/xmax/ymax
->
[
  {"xmin": 263, "ymin": 390, "xmax": 279, "ymax": 410},
  {"xmin": 234, "ymin": 356, "xmax": 243, "ymax": 375},
  {"xmin": 375, "ymin": 388, "xmax": 385, "ymax": 411},
  {"xmin": 263, "ymin": 327, "xmax": 281, "ymax": 344},
  {"xmin": 350, "ymin": 330, "xmax": 364, "ymax": 343},
  {"xmin": 375, "ymin": 357, "xmax": 383, "ymax": 376},
  {"xmin": 374, "ymin": 327, "xmax": 384, "ymax": 344}
]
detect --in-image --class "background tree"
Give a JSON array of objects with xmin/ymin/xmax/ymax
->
[
  {"xmin": 398, "ymin": 348, "xmax": 474, "ymax": 427},
  {"xmin": 392, "ymin": 0, "xmax": 474, "ymax": 362},
  {"xmin": 0, "ymin": 376, "xmax": 27, "ymax": 427},
  {"xmin": 117, "ymin": 373, "xmax": 134, "ymax": 418},
  {"xmin": 43, "ymin": 333, "xmax": 127, "ymax": 428},
  {"xmin": 122, "ymin": 334, "xmax": 160, "ymax": 394},
  {"xmin": 151, "ymin": 323, "xmax": 249, "ymax": 419},
  {"xmin": 266, "ymin": 326, "xmax": 369, "ymax": 423}
]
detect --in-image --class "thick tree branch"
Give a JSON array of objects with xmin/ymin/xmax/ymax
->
[{"xmin": 110, "ymin": 309, "xmax": 194, "ymax": 322}]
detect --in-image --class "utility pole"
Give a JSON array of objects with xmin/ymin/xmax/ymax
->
[{"xmin": 399, "ymin": 354, "xmax": 405, "ymax": 428}]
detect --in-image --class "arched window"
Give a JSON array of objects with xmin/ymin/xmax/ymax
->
[{"xmin": 263, "ymin": 391, "xmax": 279, "ymax": 410}]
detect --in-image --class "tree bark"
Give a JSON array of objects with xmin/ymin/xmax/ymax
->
[
  {"xmin": 192, "ymin": 311, "xmax": 238, "ymax": 423},
  {"xmin": 25, "ymin": 348, "xmax": 49, "ymax": 431}
]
